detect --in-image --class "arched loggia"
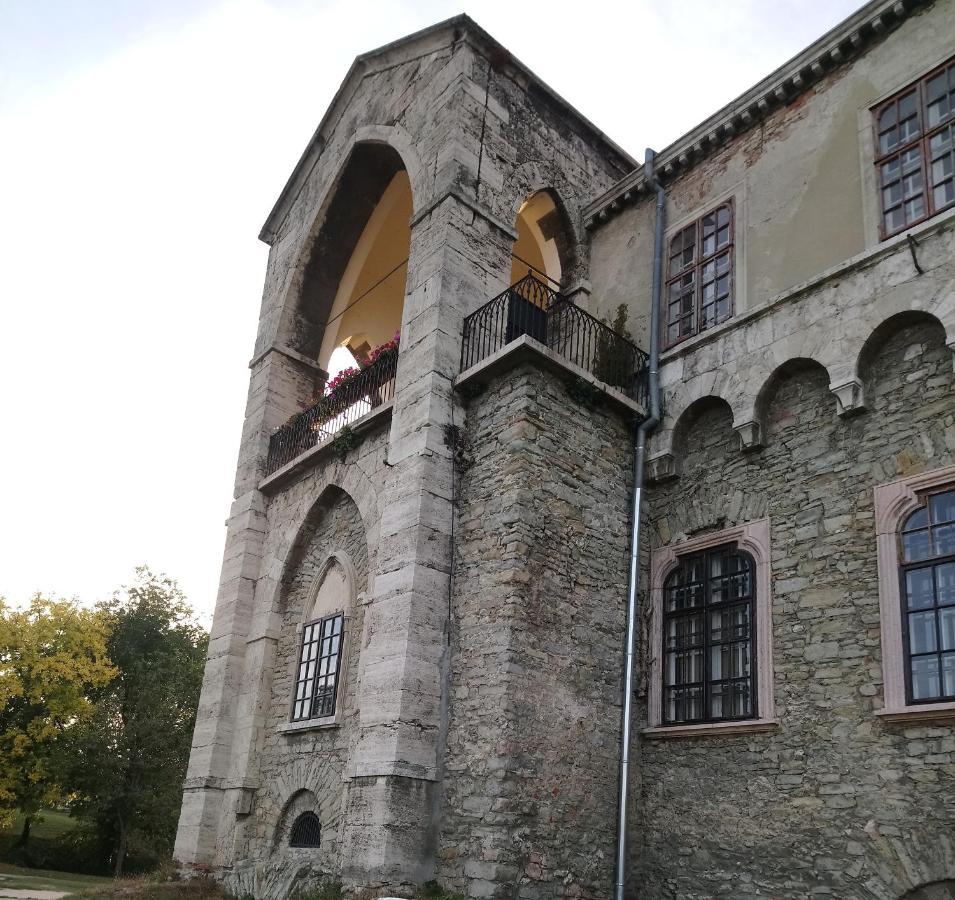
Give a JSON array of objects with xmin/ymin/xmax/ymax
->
[{"xmin": 292, "ymin": 143, "xmax": 412, "ymax": 386}]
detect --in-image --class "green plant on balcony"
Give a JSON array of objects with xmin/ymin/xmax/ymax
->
[{"xmin": 593, "ymin": 303, "xmax": 633, "ymax": 389}]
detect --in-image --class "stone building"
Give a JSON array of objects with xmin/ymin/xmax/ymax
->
[{"xmin": 174, "ymin": 1, "xmax": 955, "ymax": 897}]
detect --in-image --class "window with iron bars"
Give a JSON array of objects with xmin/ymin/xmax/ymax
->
[
  {"xmin": 289, "ymin": 811, "xmax": 322, "ymax": 848},
  {"xmin": 874, "ymin": 56, "xmax": 955, "ymax": 239},
  {"xmin": 662, "ymin": 545, "xmax": 756, "ymax": 725},
  {"xmin": 291, "ymin": 613, "xmax": 344, "ymax": 721},
  {"xmin": 665, "ymin": 201, "xmax": 734, "ymax": 348},
  {"xmin": 899, "ymin": 487, "xmax": 955, "ymax": 704}
]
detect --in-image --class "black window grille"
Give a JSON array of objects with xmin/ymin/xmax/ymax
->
[
  {"xmin": 662, "ymin": 545, "xmax": 756, "ymax": 725},
  {"xmin": 292, "ymin": 613, "xmax": 344, "ymax": 721},
  {"xmin": 900, "ymin": 488, "xmax": 955, "ymax": 703},
  {"xmin": 289, "ymin": 811, "xmax": 322, "ymax": 848}
]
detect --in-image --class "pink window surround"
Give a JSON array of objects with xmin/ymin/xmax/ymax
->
[
  {"xmin": 644, "ymin": 519, "xmax": 778, "ymax": 738},
  {"xmin": 874, "ymin": 464, "xmax": 955, "ymax": 723}
]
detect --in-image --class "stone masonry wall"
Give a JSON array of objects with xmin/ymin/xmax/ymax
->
[
  {"xmin": 635, "ymin": 317, "xmax": 955, "ymax": 899},
  {"xmin": 437, "ymin": 363, "xmax": 633, "ymax": 900},
  {"xmin": 222, "ymin": 481, "xmax": 371, "ymax": 899}
]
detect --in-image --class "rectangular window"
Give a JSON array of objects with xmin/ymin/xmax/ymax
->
[
  {"xmin": 874, "ymin": 57, "xmax": 955, "ymax": 239},
  {"xmin": 665, "ymin": 202, "xmax": 734, "ymax": 348},
  {"xmin": 291, "ymin": 613, "xmax": 344, "ymax": 721}
]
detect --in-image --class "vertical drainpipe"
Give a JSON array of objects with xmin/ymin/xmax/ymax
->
[{"xmin": 615, "ymin": 148, "xmax": 665, "ymax": 900}]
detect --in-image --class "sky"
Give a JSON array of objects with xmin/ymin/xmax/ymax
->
[{"xmin": 0, "ymin": 0, "xmax": 863, "ymax": 623}]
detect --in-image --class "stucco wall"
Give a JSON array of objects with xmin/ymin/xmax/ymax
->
[{"xmin": 589, "ymin": 0, "xmax": 955, "ymax": 351}]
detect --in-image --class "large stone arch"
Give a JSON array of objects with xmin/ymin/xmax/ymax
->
[{"xmin": 274, "ymin": 128, "xmax": 425, "ymax": 359}]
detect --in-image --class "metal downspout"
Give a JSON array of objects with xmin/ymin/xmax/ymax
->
[{"xmin": 615, "ymin": 148, "xmax": 665, "ymax": 900}]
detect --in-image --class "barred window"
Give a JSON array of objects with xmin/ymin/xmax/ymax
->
[
  {"xmin": 292, "ymin": 613, "xmax": 344, "ymax": 721},
  {"xmin": 665, "ymin": 202, "xmax": 734, "ymax": 348},
  {"xmin": 662, "ymin": 546, "xmax": 756, "ymax": 725},
  {"xmin": 900, "ymin": 488, "xmax": 955, "ymax": 703},
  {"xmin": 289, "ymin": 811, "xmax": 322, "ymax": 848},
  {"xmin": 874, "ymin": 57, "xmax": 955, "ymax": 238}
]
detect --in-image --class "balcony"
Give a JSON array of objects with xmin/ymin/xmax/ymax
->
[
  {"xmin": 460, "ymin": 275, "xmax": 648, "ymax": 405},
  {"xmin": 265, "ymin": 350, "xmax": 397, "ymax": 477}
]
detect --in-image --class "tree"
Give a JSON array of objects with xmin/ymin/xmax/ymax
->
[
  {"xmin": 64, "ymin": 568, "xmax": 207, "ymax": 876},
  {"xmin": 0, "ymin": 595, "xmax": 115, "ymax": 839}
]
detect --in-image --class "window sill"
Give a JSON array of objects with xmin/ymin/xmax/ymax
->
[
  {"xmin": 875, "ymin": 703, "xmax": 955, "ymax": 725},
  {"xmin": 642, "ymin": 719, "xmax": 779, "ymax": 739},
  {"xmin": 278, "ymin": 717, "xmax": 340, "ymax": 735}
]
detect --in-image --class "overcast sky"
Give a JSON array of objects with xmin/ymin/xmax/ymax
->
[{"xmin": 0, "ymin": 0, "xmax": 862, "ymax": 622}]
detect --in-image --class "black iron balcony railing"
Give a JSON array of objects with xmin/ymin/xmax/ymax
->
[
  {"xmin": 461, "ymin": 274, "xmax": 649, "ymax": 404},
  {"xmin": 265, "ymin": 351, "xmax": 397, "ymax": 476}
]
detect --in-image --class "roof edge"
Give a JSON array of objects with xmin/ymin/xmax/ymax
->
[
  {"xmin": 259, "ymin": 14, "xmax": 637, "ymax": 245},
  {"xmin": 583, "ymin": 0, "xmax": 928, "ymax": 229}
]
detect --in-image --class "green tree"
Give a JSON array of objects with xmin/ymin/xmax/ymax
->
[
  {"xmin": 64, "ymin": 568, "xmax": 207, "ymax": 876},
  {"xmin": 0, "ymin": 595, "xmax": 115, "ymax": 840}
]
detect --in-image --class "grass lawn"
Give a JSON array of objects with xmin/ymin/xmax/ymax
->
[
  {"xmin": 0, "ymin": 860, "xmax": 112, "ymax": 894},
  {"xmin": 2, "ymin": 810, "xmax": 77, "ymax": 843}
]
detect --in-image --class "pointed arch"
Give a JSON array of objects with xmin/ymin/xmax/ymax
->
[
  {"xmin": 278, "ymin": 134, "xmax": 420, "ymax": 365},
  {"xmin": 508, "ymin": 188, "xmax": 578, "ymax": 290}
]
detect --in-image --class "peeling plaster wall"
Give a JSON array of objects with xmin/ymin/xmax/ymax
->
[{"xmin": 589, "ymin": 0, "xmax": 955, "ymax": 351}]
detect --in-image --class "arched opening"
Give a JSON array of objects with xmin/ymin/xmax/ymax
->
[
  {"xmin": 510, "ymin": 191, "xmax": 565, "ymax": 289},
  {"xmin": 288, "ymin": 811, "xmax": 322, "ymax": 848},
  {"xmin": 293, "ymin": 142, "xmax": 412, "ymax": 376},
  {"xmin": 901, "ymin": 880, "xmax": 955, "ymax": 899}
]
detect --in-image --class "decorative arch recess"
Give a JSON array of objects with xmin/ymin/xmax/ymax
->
[{"xmin": 858, "ymin": 310, "xmax": 948, "ymax": 384}]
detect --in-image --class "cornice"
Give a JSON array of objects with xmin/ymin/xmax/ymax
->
[{"xmin": 583, "ymin": 0, "xmax": 929, "ymax": 230}]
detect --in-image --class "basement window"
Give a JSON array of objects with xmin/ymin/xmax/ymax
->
[
  {"xmin": 289, "ymin": 812, "xmax": 322, "ymax": 848},
  {"xmin": 665, "ymin": 202, "xmax": 734, "ymax": 347},
  {"xmin": 874, "ymin": 56, "xmax": 955, "ymax": 239}
]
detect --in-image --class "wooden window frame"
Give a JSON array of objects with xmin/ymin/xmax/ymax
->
[
  {"xmin": 873, "ymin": 55, "xmax": 955, "ymax": 240},
  {"xmin": 664, "ymin": 200, "xmax": 735, "ymax": 349}
]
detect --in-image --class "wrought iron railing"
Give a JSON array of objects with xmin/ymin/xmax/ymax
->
[
  {"xmin": 265, "ymin": 351, "xmax": 397, "ymax": 476},
  {"xmin": 461, "ymin": 274, "xmax": 649, "ymax": 404}
]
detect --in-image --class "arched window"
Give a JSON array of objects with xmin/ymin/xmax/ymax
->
[
  {"xmin": 899, "ymin": 488, "xmax": 955, "ymax": 703},
  {"xmin": 662, "ymin": 545, "xmax": 756, "ymax": 725},
  {"xmin": 289, "ymin": 811, "xmax": 322, "ymax": 848}
]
